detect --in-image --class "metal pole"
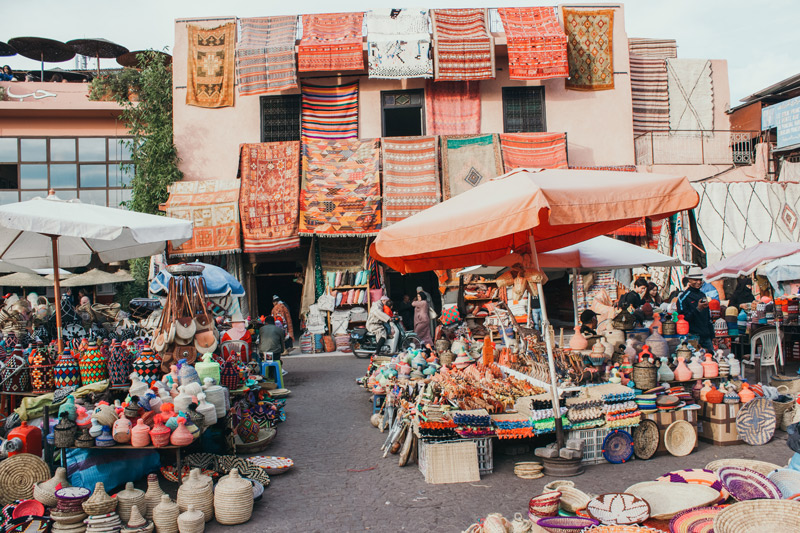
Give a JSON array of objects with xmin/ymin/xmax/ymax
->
[
  {"xmin": 50, "ymin": 235, "xmax": 64, "ymax": 353},
  {"xmin": 529, "ymin": 234, "xmax": 564, "ymax": 449},
  {"xmin": 572, "ymin": 268, "xmax": 579, "ymax": 326}
]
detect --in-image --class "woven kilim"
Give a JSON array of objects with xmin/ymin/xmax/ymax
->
[
  {"xmin": 382, "ymin": 136, "xmax": 440, "ymax": 226},
  {"xmin": 431, "ymin": 9, "xmax": 494, "ymax": 81},
  {"xmin": 301, "ymin": 82, "xmax": 359, "ymax": 140},
  {"xmin": 630, "ymin": 55, "xmax": 669, "ymax": 135},
  {"xmin": 236, "ymin": 16, "xmax": 298, "ymax": 95},
  {"xmin": 366, "ymin": 9, "xmax": 432, "ymax": 79},
  {"xmin": 570, "ymin": 165, "xmax": 637, "ymax": 172},
  {"xmin": 628, "ymin": 38, "xmax": 677, "ymax": 59},
  {"xmin": 238, "ymin": 142, "xmax": 301, "ymax": 253},
  {"xmin": 499, "ymin": 132, "xmax": 568, "ymax": 171},
  {"xmin": 498, "ymin": 7, "xmax": 568, "ymax": 81},
  {"xmin": 298, "ymin": 12, "xmax": 364, "ymax": 72},
  {"xmin": 319, "ymin": 237, "xmax": 367, "ymax": 271},
  {"xmin": 667, "ymin": 58, "xmax": 714, "ymax": 131},
  {"xmin": 186, "ymin": 23, "xmax": 236, "ymax": 108},
  {"xmin": 562, "ymin": 8, "xmax": 614, "ymax": 91},
  {"xmin": 299, "ymin": 138, "xmax": 381, "ymax": 236},
  {"xmin": 425, "ymin": 80, "xmax": 481, "ymax": 135},
  {"xmin": 165, "ymin": 179, "xmax": 241, "ymax": 257},
  {"xmin": 441, "ymin": 134, "xmax": 503, "ymax": 200}
]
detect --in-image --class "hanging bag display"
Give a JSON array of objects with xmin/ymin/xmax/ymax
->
[
  {"xmin": 175, "ymin": 279, "xmax": 197, "ymax": 344},
  {"xmin": 193, "ymin": 280, "xmax": 218, "ymax": 354}
]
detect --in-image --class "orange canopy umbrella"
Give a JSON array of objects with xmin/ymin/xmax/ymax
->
[{"xmin": 371, "ymin": 168, "xmax": 699, "ymax": 273}]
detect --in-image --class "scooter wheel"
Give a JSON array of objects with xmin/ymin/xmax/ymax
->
[{"xmin": 351, "ymin": 340, "xmax": 371, "ymax": 358}]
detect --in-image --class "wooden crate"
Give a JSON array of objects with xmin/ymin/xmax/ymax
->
[{"xmin": 698, "ymin": 402, "xmax": 744, "ymax": 446}]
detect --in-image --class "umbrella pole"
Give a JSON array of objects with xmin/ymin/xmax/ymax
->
[
  {"xmin": 50, "ymin": 235, "xmax": 63, "ymax": 352},
  {"xmin": 40, "ymin": 52, "xmax": 44, "ymax": 82},
  {"xmin": 529, "ymin": 235, "xmax": 564, "ymax": 449},
  {"xmin": 572, "ymin": 268, "xmax": 579, "ymax": 326},
  {"xmin": 96, "ymin": 52, "xmax": 100, "ymax": 78}
]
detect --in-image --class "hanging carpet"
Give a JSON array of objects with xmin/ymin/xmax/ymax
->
[
  {"xmin": 319, "ymin": 237, "xmax": 367, "ymax": 272},
  {"xmin": 562, "ymin": 8, "xmax": 614, "ymax": 91},
  {"xmin": 236, "ymin": 16, "xmax": 298, "ymax": 95},
  {"xmin": 499, "ymin": 132, "xmax": 568, "ymax": 171},
  {"xmin": 186, "ymin": 22, "xmax": 236, "ymax": 108},
  {"xmin": 165, "ymin": 179, "xmax": 241, "ymax": 257},
  {"xmin": 441, "ymin": 134, "xmax": 503, "ymax": 200},
  {"xmin": 667, "ymin": 58, "xmax": 714, "ymax": 131},
  {"xmin": 366, "ymin": 9, "xmax": 432, "ymax": 79},
  {"xmin": 630, "ymin": 55, "xmax": 669, "ymax": 135},
  {"xmin": 424, "ymin": 80, "xmax": 481, "ymax": 135},
  {"xmin": 238, "ymin": 142, "xmax": 300, "ymax": 253},
  {"xmin": 497, "ymin": 7, "xmax": 568, "ymax": 81},
  {"xmin": 298, "ymin": 12, "xmax": 364, "ymax": 72},
  {"xmin": 628, "ymin": 38, "xmax": 677, "ymax": 59},
  {"xmin": 382, "ymin": 136, "xmax": 440, "ymax": 227},
  {"xmin": 299, "ymin": 138, "xmax": 382, "ymax": 236},
  {"xmin": 301, "ymin": 82, "xmax": 359, "ymax": 140},
  {"xmin": 431, "ymin": 9, "xmax": 494, "ymax": 81}
]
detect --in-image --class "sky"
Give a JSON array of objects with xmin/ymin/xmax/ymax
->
[{"xmin": 3, "ymin": 0, "xmax": 799, "ymax": 104}]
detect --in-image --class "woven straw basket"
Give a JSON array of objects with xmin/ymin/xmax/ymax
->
[
  {"xmin": 177, "ymin": 469, "xmax": 213, "ymax": 522},
  {"xmin": 705, "ymin": 459, "xmax": 782, "ymax": 477},
  {"xmin": 713, "ymin": 499, "xmax": 800, "ymax": 532},
  {"xmin": 213, "ymin": 469, "xmax": 253, "ymax": 525},
  {"xmin": 82, "ymin": 482, "xmax": 117, "ymax": 515},
  {"xmin": 116, "ymin": 482, "xmax": 146, "ymax": 523},
  {"xmin": 177, "ymin": 505, "xmax": 205, "ymax": 533},
  {"xmin": 152, "ymin": 495, "xmax": 179, "ymax": 533}
]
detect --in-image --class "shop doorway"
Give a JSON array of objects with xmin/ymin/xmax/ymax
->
[
  {"xmin": 386, "ymin": 270, "xmax": 442, "ymax": 314},
  {"xmin": 254, "ymin": 261, "xmax": 303, "ymax": 338}
]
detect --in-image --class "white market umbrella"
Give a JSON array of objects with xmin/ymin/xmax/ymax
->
[
  {"xmin": 762, "ymin": 252, "xmax": 800, "ymax": 290},
  {"xmin": 0, "ymin": 261, "xmax": 37, "ymax": 275},
  {"xmin": 60, "ymin": 268, "xmax": 134, "ymax": 288},
  {"xmin": 0, "ymin": 271, "xmax": 54, "ymax": 287},
  {"xmin": 0, "ymin": 192, "xmax": 193, "ymax": 349}
]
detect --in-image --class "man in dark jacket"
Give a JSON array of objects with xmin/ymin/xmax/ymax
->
[
  {"xmin": 258, "ymin": 315, "xmax": 286, "ymax": 361},
  {"xmin": 677, "ymin": 266, "xmax": 715, "ymax": 351}
]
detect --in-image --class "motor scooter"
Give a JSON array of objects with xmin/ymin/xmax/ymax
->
[{"xmin": 349, "ymin": 317, "xmax": 421, "ymax": 358}]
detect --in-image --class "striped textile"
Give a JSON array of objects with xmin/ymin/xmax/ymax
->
[
  {"xmin": 381, "ymin": 136, "xmax": 440, "ymax": 226},
  {"xmin": 562, "ymin": 8, "xmax": 614, "ymax": 91},
  {"xmin": 431, "ymin": 9, "xmax": 494, "ymax": 81},
  {"xmin": 499, "ymin": 132, "xmax": 568, "ymax": 171},
  {"xmin": 497, "ymin": 7, "xmax": 568, "ymax": 81},
  {"xmin": 299, "ymin": 138, "xmax": 381, "ymax": 236},
  {"xmin": 238, "ymin": 142, "xmax": 300, "ymax": 253},
  {"xmin": 629, "ymin": 55, "xmax": 669, "ymax": 135},
  {"xmin": 186, "ymin": 23, "xmax": 236, "ymax": 108},
  {"xmin": 236, "ymin": 16, "xmax": 298, "ymax": 95},
  {"xmin": 298, "ymin": 12, "xmax": 364, "ymax": 72},
  {"xmin": 441, "ymin": 134, "xmax": 503, "ymax": 200},
  {"xmin": 366, "ymin": 9, "xmax": 432, "ymax": 79},
  {"xmin": 570, "ymin": 165, "xmax": 637, "ymax": 172},
  {"xmin": 301, "ymin": 82, "xmax": 359, "ymax": 140},
  {"xmin": 424, "ymin": 80, "xmax": 481, "ymax": 135},
  {"xmin": 628, "ymin": 38, "xmax": 678, "ymax": 59}
]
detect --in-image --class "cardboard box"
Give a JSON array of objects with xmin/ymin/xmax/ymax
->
[
  {"xmin": 698, "ymin": 401, "xmax": 744, "ymax": 446},
  {"xmin": 643, "ymin": 409, "xmax": 699, "ymax": 456}
]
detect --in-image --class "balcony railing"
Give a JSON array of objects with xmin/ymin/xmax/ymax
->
[{"xmin": 634, "ymin": 130, "xmax": 759, "ymax": 166}]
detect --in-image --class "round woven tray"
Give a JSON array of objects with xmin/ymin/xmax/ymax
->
[
  {"xmin": 602, "ymin": 429, "xmax": 634, "ymax": 464},
  {"xmin": 713, "ymin": 499, "xmax": 800, "ymax": 532},
  {"xmin": 705, "ymin": 458, "xmax": 782, "ymax": 477},
  {"xmin": 668, "ymin": 505, "xmax": 725, "ymax": 533},
  {"xmin": 736, "ymin": 398, "xmax": 776, "ymax": 446},
  {"xmin": 632, "ymin": 419, "xmax": 659, "ymax": 460},
  {"xmin": 664, "ymin": 420, "xmax": 696, "ymax": 457},
  {"xmin": 0, "ymin": 453, "xmax": 51, "ymax": 505},
  {"xmin": 587, "ymin": 493, "xmax": 650, "ymax": 526},
  {"xmin": 768, "ymin": 468, "xmax": 800, "ymax": 499},
  {"xmin": 718, "ymin": 466, "xmax": 782, "ymax": 501}
]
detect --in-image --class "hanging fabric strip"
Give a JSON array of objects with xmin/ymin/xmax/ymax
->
[
  {"xmin": 366, "ymin": 9, "xmax": 432, "ymax": 79},
  {"xmin": 186, "ymin": 23, "xmax": 236, "ymax": 107},
  {"xmin": 301, "ymin": 82, "xmax": 359, "ymax": 140}
]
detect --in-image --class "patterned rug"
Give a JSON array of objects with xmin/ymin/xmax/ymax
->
[
  {"xmin": 298, "ymin": 12, "xmax": 364, "ymax": 72},
  {"xmin": 319, "ymin": 237, "xmax": 367, "ymax": 271},
  {"xmin": 431, "ymin": 9, "xmax": 494, "ymax": 81},
  {"xmin": 562, "ymin": 8, "xmax": 614, "ymax": 91},
  {"xmin": 165, "ymin": 179, "xmax": 241, "ymax": 257},
  {"xmin": 301, "ymin": 82, "xmax": 359, "ymax": 140},
  {"xmin": 441, "ymin": 134, "xmax": 503, "ymax": 200},
  {"xmin": 667, "ymin": 58, "xmax": 714, "ymax": 131},
  {"xmin": 382, "ymin": 136, "xmax": 440, "ymax": 226},
  {"xmin": 629, "ymin": 55, "xmax": 669, "ymax": 135},
  {"xmin": 425, "ymin": 80, "xmax": 481, "ymax": 135},
  {"xmin": 186, "ymin": 23, "xmax": 236, "ymax": 108},
  {"xmin": 299, "ymin": 138, "xmax": 381, "ymax": 236},
  {"xmin": 497, "ymin": 7, "xmax": 568, "ymax": 81},
  {"xmin": 238, "ymin": 142, "xmax": 300, "ymax": 253},
  {"xmin": 499, "ymin": 132, "xmax": 568, "ymax": 171},
  {"xmin": 366, "ymin": 9, "xmax": 432, "ymax": 79},
  {"xmin": 628, "ymin": 38, "xmax": 678, "ymax": 59},
  {"xmin": 236, "ymin": 16, "xmax": 298, "ymax": 95}
]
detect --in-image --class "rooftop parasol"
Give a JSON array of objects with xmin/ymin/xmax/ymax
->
[
  {"xmin": 0, "ymin": 41, "xmax": 17, "ymax": 57},
  {"xmin": 7, "ymin": 36, "xmax": 76, "ymax": 81},
  {"xmin": 117, "ymin": 50, "xmax": 172, "ymax": 68},
  {"xmin": 66, "ymin": 38, "xmax": 129, "ymax": 76}
]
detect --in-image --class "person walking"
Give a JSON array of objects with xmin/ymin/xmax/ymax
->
[
  {"xmin": 397, "ymin": 294, "xmax": 414, "ymax": 330},
  {"xmin": 677, "ymin": 266, "xmax": 715, "ymax": 352},
  {"xmin": 271, "ymin": 295, "xmax": 294, "ymax": 341},
  {"xmin": 416, "ymin": 285, "xmax": 436, "ymax": 334},
  {"xmin": 412, "ymin": 291, "xmax": 433, "ymax": 346}
]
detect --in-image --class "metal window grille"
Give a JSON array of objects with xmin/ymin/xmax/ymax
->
[{"xmin": 502, "ymin": 87, "xmax": 546, "ymax": 133}]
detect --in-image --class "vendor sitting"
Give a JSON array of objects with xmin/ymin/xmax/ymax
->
[
  {"xmin": 617, "ymin": 277, "xmax": 648, "ymax": 310},
  {"xmin": 579, "ymin": 309, "xmax": 598, "ymax": 336}
]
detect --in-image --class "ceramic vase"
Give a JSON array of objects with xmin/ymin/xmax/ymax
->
[{"xmin": 569, "ymin": 325, "xmax": 588, "ymax": 350}]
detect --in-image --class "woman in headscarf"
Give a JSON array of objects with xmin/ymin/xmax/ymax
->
[
  {"xmin": 412, "ymin": 291, "xmax": 433, "ymax": 346},
  {"xmin": 728, "ymin": 277, "xmax": 755, "ymax": 309}
]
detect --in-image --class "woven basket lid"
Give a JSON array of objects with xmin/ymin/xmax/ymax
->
[
  {"xmin": 587, "ymin": 493, "xmax": 650, "ymax": 525},
  {"xmin": 632, "ymin": 420, "xmax": 659, "ymax": 460},
  {"xmin": 713, "ymin": 499, "xmax": 800, "ymax": 532},
  {"xmin": 668, "ymin": 505, "xmax": 725, "ymax": 533},
  {"xmin": 768, "ymin": 468, "xmax": 800, "ymax": 499},
  {"xmin": 705, "ymin": 458, "xmax": 782, "ymax": 476},
  {"xmin": 718, "ymin": 466, "xmax": 782, "ymax": 501},
  {"xmin": 663, "ymin": 420, "xmax": 696, "ymax": 457},
  {"xmin": 735, "ymin": 397, "xmax": 776, "ymax": 445},
  {"xmin": 0, "ymin": 453, "xmax": 51, "ymax": 505},
  {"xmin": 602, "ymin": 429, "xmax": 634, "ymax": 464}
]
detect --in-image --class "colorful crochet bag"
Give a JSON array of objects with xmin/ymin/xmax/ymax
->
[{"xmin": 440, "ymin": 305, "xmax": 461, "ymax": 326}]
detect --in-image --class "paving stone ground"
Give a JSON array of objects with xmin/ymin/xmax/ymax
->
[{"xmin": 206, "ymin": 354, "xmax": 793, "ymax": 533}]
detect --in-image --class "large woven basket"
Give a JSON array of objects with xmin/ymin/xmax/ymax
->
[
  {"xmin": 713, "ymin": 499, "xmax": 800, "ymax": 532},
  {"xmin": 0, "ymin": 452, "xmax": 51, "ymax": 505},
  {"xmin": 82, "ymin": 482, "xmax": 117, "ymax": 515},
  {"xmin": 705, "ymin": 459, "xmax": 782, "ymax": 477},
  {"xmin": 176, "ymin": 469, "xmax": 213, "ymax": 522},
  {"xmin": 213, "ymin": 469, "xmax": 253, "ymax": 525},
  {"xmin": 152, "ymin": 495, "xmax": 179, "ymax": 533},
  {"xmin": 115, "ymin": 482, "xmax": 146, "ymax": 523}
]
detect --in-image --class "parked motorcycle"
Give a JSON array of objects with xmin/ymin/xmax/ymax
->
[{"xmin": 350, "ymin": 318, "xmax": 421, "ymax": 358}]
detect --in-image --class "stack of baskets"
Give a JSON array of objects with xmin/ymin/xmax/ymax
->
[
  {"xmin": 82, "ymin": 482, "xmax": 117, "ymax": 515},
  {"xmin": 177, "ymin": 469, "xmax": 213, "ymax": 522},
  {"xmin": 514, "ymin": 462, "xmax": 543, "ymax": 480},
  {"xmin": 115, "ymin": 482, "xmax": 146, "ymax": 523}
]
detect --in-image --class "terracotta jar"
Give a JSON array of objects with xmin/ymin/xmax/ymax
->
[
  {"xmin": 170, "ymin": 420, "xmax": 194, "ymax": 446},
  {"xmin": 674, "ymin": 357, "xmax": 692, "ymax": 381},
  {"xmin": 569, "ymin": 325, "xmax": 588, "ymax": 350},
  {"xmin": 702, "ymin": 353, "xmax": 719, "ymax": 378},
  {"xmin": 651, "ymin": 313, "xmax": 663, "ymax": 334},
  {"xmin": 676, "ymin": 315, "xmax": 690, "ymax": 335}
]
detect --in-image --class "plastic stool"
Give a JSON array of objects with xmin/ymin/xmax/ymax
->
[
  {"xmin": 261, "ymin": 361, "xmax": 284, "ymax": 389},
  {"xmin": 372, "ymin": 394, "xmax": 385, "ymax": 414}
]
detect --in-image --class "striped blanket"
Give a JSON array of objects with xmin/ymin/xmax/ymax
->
[
  {"xmin": 441, "ymin": 134, "xmax": 503, "ymax": 200},
  {"xmin": 381, "ymin": 136, "xmax": 440, "ymax": 226},
  {"xmin": 431, "ymin": 9, "xmax": 494, "ymax": 81},
  {"xmin": 186, "ymin": 23, "xmax": 236, "ymax": 108},
  {"xmin": 165, "ymin": 179, "xmax": 241, "ymax": 256},
  {"xmin": 498, "ymin": 7, "xmax": 568, "ymax": 81},
  {"xmin": 298, "ymin": 12, "xmax": 364, "ymax": 72},
  {"xmin": 628, "ymin": 38, "xmax": 678, "ymax": 59},
  {"xmin": 236, "ymin": 16, "xmax": 298, "ymax": 95},
  {"xmin": 424, "ymin": 80, "xmax": 481, "ymax": 135},
  {"xmin": 630, "ymin": 55, "xmax": 669, "ymax": 135},
  {"xmin": 299, "ymin": 138, "xmax": 381, "ymax": 236},
  {"xmin": 499, "ymin": 132, "xmax": 568, "ymax": 171},
  {"xmin": 366, "ymin": 9, "xmax": 432, "ymax": 79},
  {"xmin": 301, "ymin": 82, "xmax": 359, "ymax": 140},
  {"xmin": 562, "ymin": 8, "xmax": 614, "ymax": 91},
  {"xmin": 238, "ymin": 142, "xmax": 300, "ymax": 253}
]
